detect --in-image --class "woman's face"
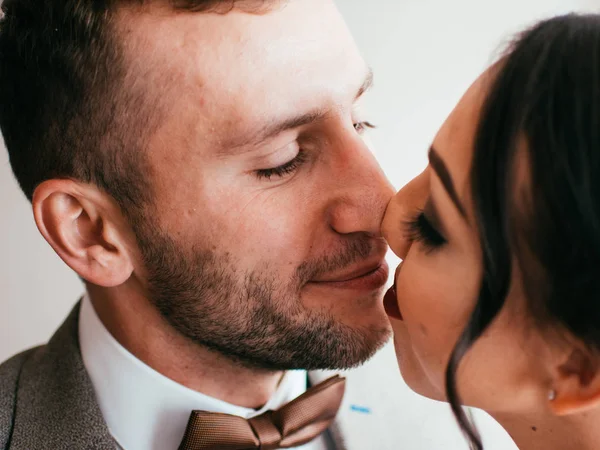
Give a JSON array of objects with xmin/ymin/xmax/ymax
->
[{"xmin": 382, "ymin": 72, "xmax": 553, "ymax": 414}]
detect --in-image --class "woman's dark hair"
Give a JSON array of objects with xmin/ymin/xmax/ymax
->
[{"xmin": 445, "ymin": 13, "xmax": 600, "ymax": 449}]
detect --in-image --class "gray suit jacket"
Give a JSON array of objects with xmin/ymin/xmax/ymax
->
[
  {"xmin": 0, "ymin": 303, "xmax": 403, "ymax": 450},
  {"xmin": 0, "ymin": 304, "xmax": 115, "ymax": 449}
]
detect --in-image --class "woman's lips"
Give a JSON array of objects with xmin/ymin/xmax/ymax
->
[
  {"xmin": 383, "ymin": 264, "xmax": 403, "ymax": 320},
  {"xmin": 384, "ymin": 285, "xmax": 403, "ymax": 320}
]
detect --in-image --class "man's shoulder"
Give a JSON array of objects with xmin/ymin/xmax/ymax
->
[{"xmin": 0, "ymin": 346, "xmax": 44, "ymax": 449}]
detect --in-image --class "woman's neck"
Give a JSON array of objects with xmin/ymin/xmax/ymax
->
[{"xmin": 492, "ymin": 409, "xmax": 600, "ymax": 450}]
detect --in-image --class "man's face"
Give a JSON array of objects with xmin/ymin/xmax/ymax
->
[{"xmin": 121, "ymin": 0, "xmax": 394, "ymax": 370}]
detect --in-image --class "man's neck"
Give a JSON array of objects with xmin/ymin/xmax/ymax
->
[
  {"xmin": 86, "ymin": 283, "xmax": 284, "ymax": 409},
  {"xmin": 492, "ymin": 408, "xmax": 600, "ymax": 450}
]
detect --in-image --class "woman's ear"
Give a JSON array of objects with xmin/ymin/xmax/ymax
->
[
  {"xmin": 32, "ymin": 179, "xmax": 135, "ymax": 287},
  {"xmin": 548, "ymin": 344, "xmax": 600, "ymax": 416}
]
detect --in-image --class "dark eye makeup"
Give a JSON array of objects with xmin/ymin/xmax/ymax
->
[{"xmin": 404, "ymin": 210, "xmax": 447, "ymax": 253}]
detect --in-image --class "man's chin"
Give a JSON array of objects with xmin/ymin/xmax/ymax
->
[
  {"xmin": 319, "ymin": 324, "xmax": 392, "ymax": 371},
  {"xmin": 302, "ymin": 287, "xmax": 390, "ymax": 324},
  {"xmin": 298, "ymin": 298, "xmax": 392, "ymax": 370},
  {"xmin": 289, "ymin": 321, "xmax": 391, "ymax": 371}
]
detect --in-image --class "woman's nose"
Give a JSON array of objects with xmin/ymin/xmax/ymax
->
[{"xmin": 381, "ymin": 169, "xmax": 430, "ymax": 260}]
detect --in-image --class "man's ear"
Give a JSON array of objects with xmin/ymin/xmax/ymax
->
[
  {"xmin": 32, "ymin": 179, "xmax": 135, "ymax": 287},
  {"xmin": 548, "ymin": 344, "xmax": 600, "ymax": 416}
]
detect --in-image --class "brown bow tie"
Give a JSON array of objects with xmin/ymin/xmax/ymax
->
[{"xmin": 178, "ymin": 375, "xmax": 346, "ymax": 450}]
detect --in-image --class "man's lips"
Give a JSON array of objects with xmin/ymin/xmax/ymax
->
[
  {"xmin": 312, "ymin": 259, "xmax": 385, "ymax": 282},
  {"xmin": 309, "ymin": 259, "xmax": 389, "ymax": 291}
]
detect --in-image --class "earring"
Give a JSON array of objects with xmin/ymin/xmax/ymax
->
[{"xmin": 548, "ymin": 389, "xmax": 557, "ymax": 401}]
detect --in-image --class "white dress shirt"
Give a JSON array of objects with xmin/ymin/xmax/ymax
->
[{"xmin": 79, "ymin": 295, "xmax": 332, "ymax": 450}]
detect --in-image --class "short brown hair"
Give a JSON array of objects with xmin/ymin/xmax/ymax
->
[{"xmin": 0, "ymin": 0, "xmax": 266, "ymax": 210}]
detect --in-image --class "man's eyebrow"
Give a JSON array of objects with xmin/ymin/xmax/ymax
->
[
  {"xmin": 217, "ymin": 109, "xmax": 329, "ymax": 154},
  {"xmin": 356, "ymin": 68, "xmax": 374, "ymax": 100},
  {"xmin": 428, "ymin": 146, "xmax": 467, "ymax": 218},
  {"xmin": 219, "ymin": 68, "xmax": 374, "ymax": 153}
]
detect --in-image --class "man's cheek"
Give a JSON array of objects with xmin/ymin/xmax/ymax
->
[{"xmin": 248, "ymin": 215, "xmax": 306, "ymax": 251}]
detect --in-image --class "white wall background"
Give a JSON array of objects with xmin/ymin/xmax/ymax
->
[
  {"xmin": 1, "ymin": 1, "xmax": 597, "ymax": 448},
  {"xmin": 334, "ymin": 1, "xmax": 597, "ymax": 449}
]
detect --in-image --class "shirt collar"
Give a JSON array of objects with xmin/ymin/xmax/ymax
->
[{"xmin": 78, "ymin": 294, "xmax": 310, "ymax": 450}]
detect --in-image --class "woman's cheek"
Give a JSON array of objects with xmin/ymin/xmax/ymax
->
[{"xmin": 398, "ymin": 265, "xmax": 468, "ymax": 389}]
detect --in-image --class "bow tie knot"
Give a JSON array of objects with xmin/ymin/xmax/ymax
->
[{"xmin": 178, "ymin": 375, "xmax": 346, "ymax": 450}]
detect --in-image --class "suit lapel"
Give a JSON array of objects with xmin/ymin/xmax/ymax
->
[
  {"xmin": 309, "ymin": 342, "xmax": 403, "ymax": 450},
  {"xmin": 9, "ymin": 302, "xmax": 115, "ymax": 450}
]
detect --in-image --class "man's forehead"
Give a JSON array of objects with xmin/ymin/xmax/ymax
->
[
  {"xmin": 120, "ymin": 0, "xmax": 366, "ymax": 156},
  {"xmin": 120, "ymin": 0, "xmax": 362, "ymax": 95},
  {"xmin": 118, "ymin": 0, "xmax": 348, "ymax": 56},
  {"xmin": 215, "ymin": 68, "xmax": 373, "ymax": 153}
]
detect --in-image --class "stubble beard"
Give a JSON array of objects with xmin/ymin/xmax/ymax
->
[{"xmin": 134, "ymin": 223, "xmax": 391, "ymax": 371}]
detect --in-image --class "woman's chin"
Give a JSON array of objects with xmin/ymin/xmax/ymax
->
[{"xmin": 392, "ymin": 333, "xmax": 447, "ymax": 403}]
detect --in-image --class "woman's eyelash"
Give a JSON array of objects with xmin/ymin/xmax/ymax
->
[
  {"xmin": 255, "ymin": 151, "xmax": 308, "ymax": 180},
  {"xmin": 404, "ymin": 210, "xmax": 447, "ymax": 252}
]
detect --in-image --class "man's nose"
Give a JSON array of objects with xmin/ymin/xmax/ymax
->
[{"xmin": 327, "ymin": 139, "xmax": 395, "ymax": 238}]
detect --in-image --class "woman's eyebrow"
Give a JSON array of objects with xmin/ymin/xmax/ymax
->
[{"xmin": 428, "ymin": 146, "xmax": 467, "ymax": 219}]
